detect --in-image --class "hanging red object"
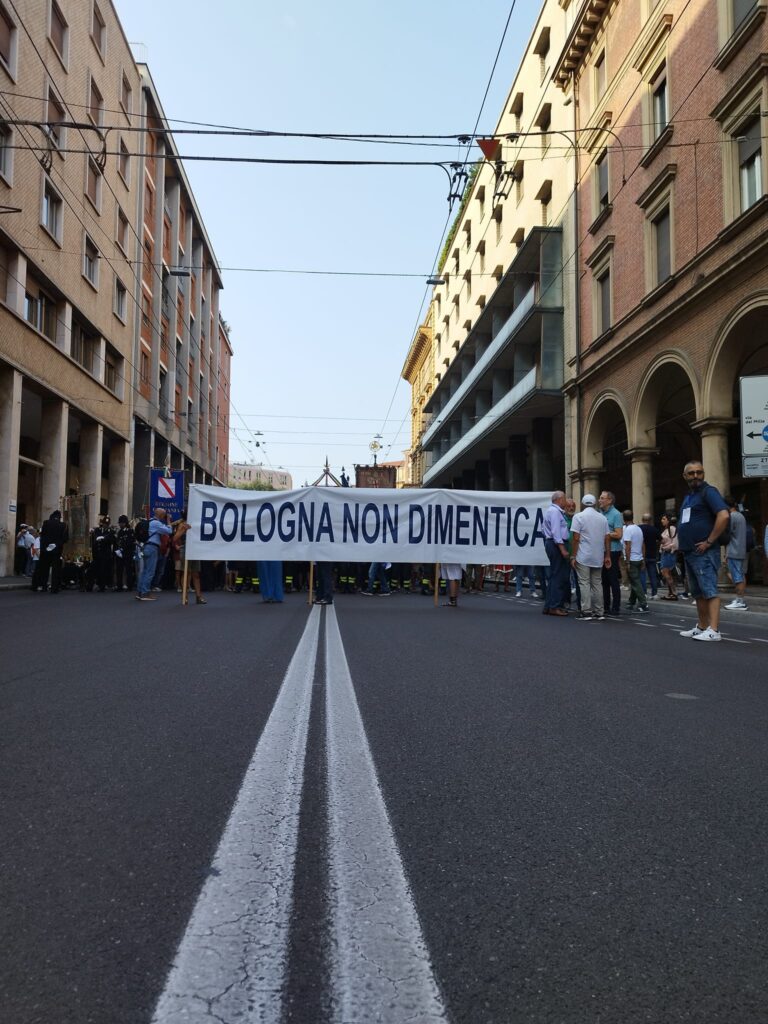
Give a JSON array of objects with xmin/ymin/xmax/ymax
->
[{"xmin": 477, "ymin": 137, "xmax": 501, "ymax": 161}]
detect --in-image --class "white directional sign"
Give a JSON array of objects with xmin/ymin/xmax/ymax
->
[{"xmin": 740, "ymin": 375, "xmax": 768, "ymax": 456}]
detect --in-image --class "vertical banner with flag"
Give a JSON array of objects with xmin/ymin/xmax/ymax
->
[{"xmin": 149, "ymin": 469, "xmax": 185, "ymax": 518}]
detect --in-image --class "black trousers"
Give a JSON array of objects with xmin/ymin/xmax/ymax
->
[
  {"xmin": 93, "ymin": 556, "xmax": 113, "ymax": 591},
  {"xmin": 114, "ymin": 553, "xmax": 135, "ymax": 590},
  {"xmin": 33, "ymin": 550, "xmax": 62, "ymax": 592},
  {"xmin": 601, "ymin": 551, "xmax": 621, "ymax": 614}
]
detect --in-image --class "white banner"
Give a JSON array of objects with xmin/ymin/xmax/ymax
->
[{"xmin": 186, "ymin": 485, "xmax": 550, "ymax": 565}]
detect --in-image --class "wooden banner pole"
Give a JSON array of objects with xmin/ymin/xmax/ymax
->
[
  {"xmin": 182, "ymin": 551, "xmax": 190, "ymax": 606},
  {"xmin": 308, "ymin": 561, "xmax": 315, "ymax": 606},
  {"xmin": 434, "ymin": 563, "xmax": 440, "ymax": 607}
]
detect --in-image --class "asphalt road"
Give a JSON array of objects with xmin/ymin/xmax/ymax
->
[{"xmin": 1, "ymin": 586, "xmax": 767, "ymax": 1024}]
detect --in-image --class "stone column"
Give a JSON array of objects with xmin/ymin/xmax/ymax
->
[
  {"xmin": 693, "ymin": 418, "xmax": 735, "ymax": 496},
  {"xmin": 475, "ymin": 460, "xmax": 490, "ymax": 490},
  {"xmin": 489, "ymin": 448, "xmax": 508, "ymax": 491},
  {"xmin": 108, "ymin": 439, "xmax": 130, "ymax": 517},
  {"xmin": 508, "ymin": 436, "xmax": 528, "ymax": 490},
  {"xmin": 0, "ymin": 367, "xmax": 22, "ymax": 575},
  {"xmin": 626, "ymin": 448, "xmax": 658, "ymax": 518},
  {"xmin": 580, "ymin": 467, "xmax": 603, "ymax": 500},
  {"xmin": 79, "ymin": 423, "xmax": 104, "ymax": 531},
  {"xmin": 40, "ymin": 398, "xmax": 69, "ymax": 517},
  {"xmin": 531, "ymin": 418, "xmax": 554, "ymax": 491}
]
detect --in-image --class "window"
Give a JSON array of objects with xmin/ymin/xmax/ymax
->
[
  {"xmin": 596, "ymin": 149, "xmax": 609, "ymax": 210},
  {"xmin": 537, "ymin": 105, "xmax": 552, "ymax": 154},
  {"xmin": 734, "ymin": 0, "xmax": 759, "ymax": 29},
  {"xmin": 511, "ymin": 92, "xmax": 523, "ymax": 133},
  {"xmin": 651, "ymin": 65, "xmax": 668, "ymax": 138},
  {"xmin": 104, "ymin": 348, "xmax": 118, "ymax": 394},
  {"xmin": 534, "ymin": 27, "xmax": 551, "ymax": 85},
  {"xmin": 145, "ymin": 180, "xmax": 155, "ymax": 220},
  {"xmin": 83, "ymin": 235, "xmax": 99, "ymax": 287},
  {"xmin": 494, "ymin": 204, "xmax": 503, "ymax": 243},
  {"xmin": 653, "ymin": 206, "xmax": 671, "ymax": 283},
  {"xmin": 595, "ymin": 50, "xmax": 606, "ymax": 101},
  {"xmin": 476, "ymin": 185, "xmax": 485, "ymax": 221},
  {"xmin": 71, "ymin": 321, "xmax": 96, "ymax": 372},
  {"xmin": 120, "ymin": 71, "xmax": 132, "ymax": 115},
  {"xmin": 738, "ymin": 115, "xmax": 762, "ymax": 212},
  {"xmin": 514, "ymin": 160, "xmax": 524, "ymax": 204},
  {"xmin": 0, "ymin": 121, "xmax": 11, "ymax": 182},
  {"xmin": 116, "ymin": 206, "xmax": 129, "ymax": 254},
  {"xmin": 25, "ymin": 283, "xmax": 57, "ymax": 341},
  {"xmin": 114, "ymin": 277, "xmax": 126, "ymax": 321},
  {"xmin": 118, "ymin": 137, "xmax": 130, "ymax": 184},
  {"xmin": 91, "ymin": 2, "xmax": 106, "ymax": 57},
  {"xmin": 597, "ymin": 268, "xmax": 611, "ymax": 333},
  {"xmin": 0, "ymin": 2, "xmax": 17, "ymax": 77},
  {"xmin": 88, "ymin": 76, "xmax": 103, "ymax": 125},
  {"xmin": 41, "ymin": 177, "xmax": 63, "ymax": 243},
  {"xmin": 85, "ymin": 157, "xmax": 101, "ymax": 210},
  {"xmin": 49, "ymin": 1, "xmax": 68, "ymax": 64},
  {"xmin": 46, "ymin": 88, "xmax": 65, "ymax": 149}
]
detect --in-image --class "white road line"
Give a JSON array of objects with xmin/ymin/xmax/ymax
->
[
  {"xmin": 325, "ymin": 605, "xmax": 447, "ymax": 1023},
  {"xmin": 750, "ymin": 638, "xmax": 768, "ymax": 644},
  {"xmin": 151, "ymin": 606, "xmax": 322, "ymax": 1024},
  {"xmin": 723, "ymin": 637, "xmax": 751, "ymax": 644}
]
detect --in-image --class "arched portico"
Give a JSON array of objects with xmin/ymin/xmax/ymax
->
[{"xmin": 582, "ymin": 392, "xmax": 631, "ymax": 505}]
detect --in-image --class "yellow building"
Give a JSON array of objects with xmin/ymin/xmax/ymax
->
[{"xmin": 400, "ymin": 310, "xmax": 434, "ymax": 486}]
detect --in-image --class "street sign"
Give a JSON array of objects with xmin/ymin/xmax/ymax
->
[
  {"xmin": 739, "ymin": 375, "xmax": 768, "ymax": 456},
  {"xmin": 743, "ymin": 455, "xmax": 768, "ymax": 478},
  {"xmin": 149, "ymin": 469, "xmax": 185, "ymax": 517}
]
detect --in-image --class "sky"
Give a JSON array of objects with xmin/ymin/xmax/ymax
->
[{"xmin": 116, "ymin": 0, "xmax": 544, "ymax": 486}]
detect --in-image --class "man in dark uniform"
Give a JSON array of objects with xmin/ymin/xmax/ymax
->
[
  {"xmin": 90, "ymin": 515, "xmax": 116, "ymax": 592},
  {"xmin": 114, "ymin": 515, "xmax": 136, "ymax": 591},
  {"xmin": 33, "ymin": 510, "xmax": 68, "ymax": 593}
]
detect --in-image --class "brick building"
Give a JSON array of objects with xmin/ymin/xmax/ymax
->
[{"xmin": 555, "ymin": 0, "xmax": 768, "ymax": 530}]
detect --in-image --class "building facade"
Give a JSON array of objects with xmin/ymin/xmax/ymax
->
[
  {"xmin": 416, "ymin": 0, "xmax": 580, "ymax": 493},
  {"xmin": 0, "ymin": 0, "xmax": 141, "ymax": 571},
  {"xmin": 130, "ymin": 65, "xmax": 229, "ymax": 516},
  {"xmin": 400, "ymin": 308, "xmax": 434, "ymax": 486},
  {"xmin": 555, "ymin": 0, "xmax": 768, "ymax": 530},
  {"xmin": 229, "ymin": 463, "xmax": 293, "ymax": 491},
  {"xmin": 0, "ymin": 1, "xmax": 231, "ymax": 573}
]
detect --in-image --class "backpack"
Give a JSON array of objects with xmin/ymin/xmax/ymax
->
[{"xmin": 134, "ymin": 518, "xmax": 150, "ymax": 543}]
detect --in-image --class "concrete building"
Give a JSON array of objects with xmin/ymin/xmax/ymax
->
[
  {"xmin": 416, "ymin": 0, "xmax": 580, "ymax": 493},
  {"xmin": 0, "ymin": 1, "xmax": 232, "ymax": 573},
  {"xmin": 130, "ymin": 65, "xmax": 229, "ymax": 516},
  {"xmin": 554, "ymin": 0, "xmax": 768, "ymax": 530},
  {"xmin": 0, "ymin": 0, "xmax": 141, "ymax": 570},
  {"xmin": 229, "ymin": 464, "xmax": 293, "ymax": 491},
  {"xmin": 400, "ymin": 308, "xmax": 435, "ymax": 486}
]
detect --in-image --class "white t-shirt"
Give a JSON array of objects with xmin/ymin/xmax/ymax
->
[
  {"xmin": 623, "ymin": 523, "xmax": 644, "ymax": 562},
  {"xmin": 571, "ymin": 507, "xmax": 610, "ymax": 568}
]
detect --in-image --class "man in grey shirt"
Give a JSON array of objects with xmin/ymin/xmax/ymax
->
[{"xmin": 724, "ymin": 497, "xmax": 747, "ymax": 611}]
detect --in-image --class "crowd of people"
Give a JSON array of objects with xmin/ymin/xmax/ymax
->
[{"xmin": 13, "ymin": 460, "xmax": 767, "ymax": 630}]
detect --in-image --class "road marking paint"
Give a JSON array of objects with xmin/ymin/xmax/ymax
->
[
  {"xmin": 750, "ymin": 638, "xmax": 768, "ymax": 644},
  {"xmin": 151, "ymin": 606, "xmax": 322, "ymax": 1024},
  {"xmin": 665, "ymin": 693, "xmax": 700, "ymax": 700},
  {"xmin": 325, "ymin": 605, "xmax": 447, "ymax": 1023},
  {"xmin": 723, "ymin": 637, "xmax": 751, "ymax": 644},
  {"xmin": 633, "ymin": 622, "xmax": 656, "ymax": 627}
]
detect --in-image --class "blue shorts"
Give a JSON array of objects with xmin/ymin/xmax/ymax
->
[
  {"xmin": 683, "ymin": 548, "xmax": 721, "ymax": 600},
  {"xmin": 659, "ymin": 552, "xmax": 677, "ymax": 570},
  {"xmin": 727, "ymin": 557, "xmax": 746, "ymax": 585}
]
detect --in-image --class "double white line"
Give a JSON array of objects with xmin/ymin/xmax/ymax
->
[{"xmin": 152, "ymin": 605, "xmax": 446, "ymax": 1024}]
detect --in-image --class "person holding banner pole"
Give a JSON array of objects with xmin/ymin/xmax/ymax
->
[
  {"xmin": 541, "ymin": 491, "xmax": 571, "ymax": 617},
  {"xmin": 257, "ymin": 561, "xmax": 284, "ymax": 604},
  {"xmin": 136, "ymin": 509, "xmax": 173, "ymax": 602},
  {"xmin": 440, "ymin": 563, "xmax": 463, "ymax": 608},
  {"xmin": 314, "ymin": 562, "xmax": 333, "ymax": 605}
]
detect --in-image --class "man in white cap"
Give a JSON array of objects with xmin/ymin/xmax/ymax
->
[{"xmin": 569, "ymin": 494, "xmax": 611, "ymax": 620}]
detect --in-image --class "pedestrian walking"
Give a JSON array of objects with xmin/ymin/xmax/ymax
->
[
  {"xmin": 598, "ymin": 491, "xmax": 624, "ymax": 616},
  {"xmin": 677, "ymin": 460, "xmax": 730, "ymax": 642},
  {"xmin": 314, "ymin": 562, "xmax": 334, "ymax": 605},
  {"xmin": 724, "ymin": 497, "xmax": 748, "ymax": 611},
  {"xmin": 114, "ymin": 516, "xmax": 136, "ymax": 591},
  {"xmin": 569, "ymin": 494, "xmax": 610, "ymax": 619},
  {"xmin": 14, "ymin": 524, "xmax": 30, "ymax": 576},
  {"xmin": 90, "ymin": 516, "xmax": 115, "ymax": 592},
  {"xmin": 541, "ymin": 491, "xmax": 570, "ymax": 617},
  {"xmin": 659, "ymin": 513, "xmax": 679, "ymax": 600},
  {"xmin": 622, "ymin": 510, "xmax": 649, "ymax": 613},
  {"xmin": 174, "ymin": 515, "xmax": 207, "ymax": 604},
  {"xmin": 136, "ymin": 509, "xmax": 173, "ymax": 602},
  {"xmin": 363, "ymin": 562, "xmax": 391, "ymax": 596},
  {"xmin": 258, "ymin": 561, "xmax": 284, "ymax": 603}
]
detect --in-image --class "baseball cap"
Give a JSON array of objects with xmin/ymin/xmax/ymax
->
[{"xmin": 581, "ymin": 494, "xmax": 597, "ymax": 506}]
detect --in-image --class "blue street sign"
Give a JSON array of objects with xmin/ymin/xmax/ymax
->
[{"xmin": 149, "ymin": 469, "xmax": 185, "ymax": 517}]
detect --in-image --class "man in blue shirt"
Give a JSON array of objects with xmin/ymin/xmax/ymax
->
[
  {"xmin": 541, "ymin": 490, "xmax": 570, "ymax": 616},
  {"xmin": 136, "ymin": 509, "xmax": 174, "ymax": 601},
  {"xmin": 677, "ymin": 460, "xmax": 730, "ymax": 642},
  {"xmin": 598, "ymin": 490, "xmax": 624, "ymax": 616}
]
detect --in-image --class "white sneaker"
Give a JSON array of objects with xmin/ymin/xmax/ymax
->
[
  {"xmin": 680, "ymin": 625, "xmax": 704, "ymax": 638},
  {"xmin": 692, "ymin": 627, "xmax": 722, "ymax": 642},
  {"xmin": 724, "ymin": 599, "xmax": 748, "ymax": 610}
]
